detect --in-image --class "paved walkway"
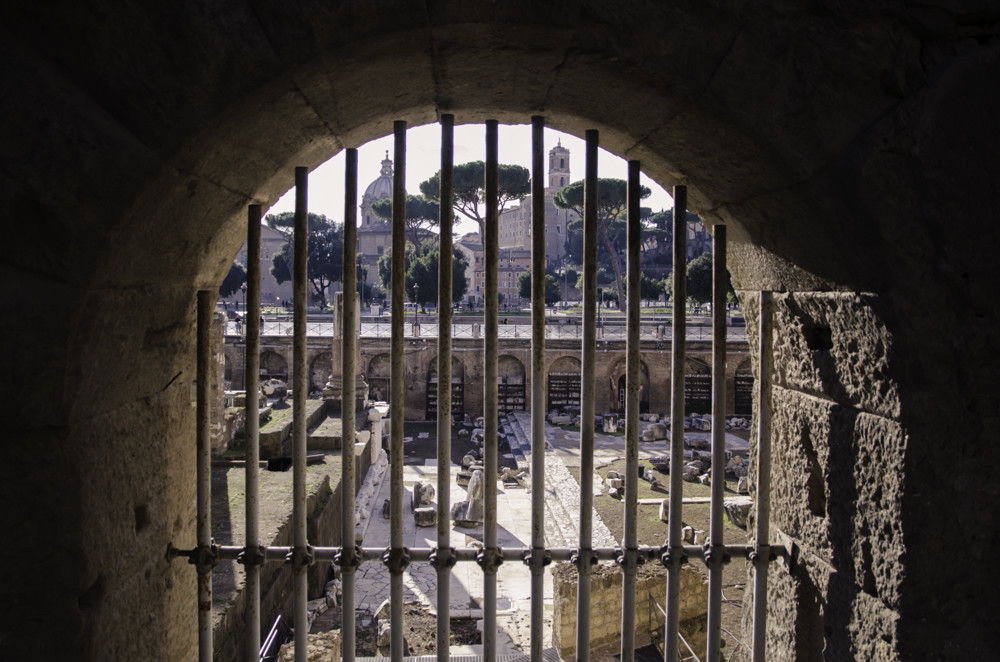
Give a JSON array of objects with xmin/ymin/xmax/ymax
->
[
  {"xmin": 349, "ymin": 412, "xmax": 628, "ymax": 655},
  {"xmin": 345, "ymin": 411, "xmax": 748, "ymax": 655}
]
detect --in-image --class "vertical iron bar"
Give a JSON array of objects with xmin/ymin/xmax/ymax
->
[
  {"xmin": 341, "ymin": 149, "xmax": 359, "ymax": 662},
  {"xmin": 707, "ymin": 224, "xmax": 728, "ymax": 661},
  {"xmin": 292, "ymin": 166, "xmax": 309, "ymax": 662},
  {"xmin": 576, "ymin": 129, "xmax": 599, "ymax": 662},
  {"xmin": 665, "ymin": 185, "xmax": 688, "ymax": 662},
  {"xmin": 529, "ymin": 115, "xmax": 547, "ymax": 662},
  {"xmin": 436, "ymin": 114, "xmax": 455, "ymax": 662},
  {"xmin": 196, "ymin": 289, "xmax": 213, "ymax": 662},
  {"xmin": 389, "ymin": 120, "xmax": 407, "ymax": 662},
  {"xmin": 620, "ymin": 161, "xmax": 641, "ymax": 662},
  {"xmin": 483, "ymin": 119, "xmax": 500, "ymax": 662},
  {"xmin": 751, "ymin": 290, "xmax": 773, "ymax": 662},
  {"xmin": 245, "ymin": 206, "xmax": 262, "ymax": 661}
]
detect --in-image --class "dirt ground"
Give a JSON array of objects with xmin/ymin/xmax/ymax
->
[
  {"xmin": 312, "ymin": 604, "xmax": 480, "ymax": 656},
  {"xmin": 569, "ymin": 453, "xmax": 751, "ymax": 658}
]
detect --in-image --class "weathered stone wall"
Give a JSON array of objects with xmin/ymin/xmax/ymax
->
[
  {"xmin": 227, "ymin": 335, "xmax": 750, "ymax": 421},
  {"xmin": 738, "ymin": 291, "xmax": 909, "ymax": 660},
  {"xmin": 552, "ymin": 562, "xmax": 707, "ymax": 659},
  {"xmin": 212, "ymin": 433, "xmax": 372, "ymax": 662},
  {"xmin": 2, "ymin": 2, "xmax": 997, "ymax": 660}
]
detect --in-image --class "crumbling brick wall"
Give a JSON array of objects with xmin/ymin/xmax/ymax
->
[{"xmin": 552, "ymin": 561, "xmax": 707, "ymax": 659}]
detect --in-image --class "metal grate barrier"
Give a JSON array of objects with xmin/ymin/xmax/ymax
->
[{"xmin": 172, "ymin": 116, "xmax": 778, "ymax": 662}]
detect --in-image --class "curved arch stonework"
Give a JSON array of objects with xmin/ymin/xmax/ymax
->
[
  {"xmin": 366, "ymin": 353, "xmax": 391, "ymax": 403},
  {"xmin": 3, "ymin": 3, "xmax": 997, "ymax": 660},
  {"xmin": 309, "ymin": 351, "xmax": 332, "ymax": 395},
  {"xmin": 260, "ymin": 350, "xmax": 289, "ymax": 382}
]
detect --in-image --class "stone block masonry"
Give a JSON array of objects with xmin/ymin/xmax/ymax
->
[{"xmin": 551, "ymin": 561, "xmax": 707, "ymax": 659}]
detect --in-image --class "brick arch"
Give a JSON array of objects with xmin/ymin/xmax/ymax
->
[
  {"xmin": 606, "ymin": 356, "xmax": 651, "ymax": 414},
  {"xmin": 260, "ymin": 350, "xmax": 288, "ymax": 382},
  {"xmin": 366, "ymin": 353, "xmax": 391, "ymax": 403},
  {"xmin": 308, "ymin": 351, "xmax": 331, "ymax": 394},
  {"xmin": 426, "ymin": 355, "xmax": 467, "ymax": 419}
]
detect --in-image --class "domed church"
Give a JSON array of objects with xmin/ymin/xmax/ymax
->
[{"xmin": 357, "ymin": 151, "xmax": 394, "ymax": 285}]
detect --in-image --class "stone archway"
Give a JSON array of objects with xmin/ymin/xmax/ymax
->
[
  {"xmin": 548, "ymin": 355, "xmax": 582, "ymax": 412},
  {"xmin": 498, "ymin": 355, "xmax": 527, "ymax": 413},
  {"xmin": 260, "ymin": 350, "xmax": 288, "ymax": 383},
  {"xmin": 684, "ymin": 358, "xmax": 711, "ymax": 416},
  {"xmin": 607, "ymin": 357, "xmax": 650, "ymax": 415},
  {"xmin": 734, "ymin": 358, "xmax": 753, "ymax": 417},
  {"xmin": 309, "ymin": 351, "xmax": 332, "ymax": 395},
  {"xmin": 426, "ymin": 355, "xmax": 466, "ymax": 420},
  {"xmin": 366, "ymin": 353, "xmax": 391, "ymax": 403},
  {"xmin": 4, "ymin": 4, "xmax": 997, "ymax": 660}
]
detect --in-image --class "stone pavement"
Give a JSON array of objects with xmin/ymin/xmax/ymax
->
[
  {"xmin": 348, "ymin": 413, "xmax": 632, "ymax": 655},
  {"xmin": 343, "ymin": 412, "xmax": 749, "ymax": 656}
]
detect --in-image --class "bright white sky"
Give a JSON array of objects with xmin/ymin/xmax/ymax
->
[{"xmin": 266, "ymin": 123, "xmax": 674, "ymax": 236}]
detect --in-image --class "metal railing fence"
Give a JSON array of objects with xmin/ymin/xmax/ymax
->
[{"xmin": 174, "ymin": 117, "xmax": 776, "ymax": 662}]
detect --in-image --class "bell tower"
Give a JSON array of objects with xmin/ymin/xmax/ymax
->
[{"xmin": 548, "ymin": 139, "xmax": 570, "ymax": 190}]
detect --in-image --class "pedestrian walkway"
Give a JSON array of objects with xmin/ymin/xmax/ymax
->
[{"xmin": 348, "ymin": 413, "xmax": 628, "ymax": 655}]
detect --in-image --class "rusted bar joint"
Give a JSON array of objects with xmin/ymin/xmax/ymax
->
[
  {"xmin": 191, "ymin": 542, "xmax": 221, "ymax": 571},
  {"xmin": 660, "ymin": 544, "xmax": 687, "ymax": 568},
  {"xmin": 287, "ymin": 544, "xmax": 314, "ymax": 571},
  {"xmin": 237, "ymin": 544, "xmax": 266, "ymax": 568},
  {"xmin": 521, "ymin": 548, "xmax": 552, "ymax": 569},
  {"xmin": 334, "ymin": 545, "xmax": 362, "ymax": 570},
  {"xmin": 615, "ymin": 547, "xmax": 644, "ymax": 572},
  {"xmin": 382, "ymin": 546, "xmax": 411, "ymax": 574},
  {"xmin": 703, "ymin": 543, "xmax": 731, "ymax": 568},
  {"xmin": 570, "ymin": 550, "xmax": 598, "ymax": 569},
  {"xmin": 476, "ymin": 546, "xmax": 504, "ymax": 574},
  {"xmin": 165, "ymin": 542, "xmax": 190, "ymax": 562},
  {"xmin": 429, "ymin": 547, "xmax": 457, "ymax": 571}
]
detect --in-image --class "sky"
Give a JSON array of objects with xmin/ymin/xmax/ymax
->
[{"xmin": 265, "ymin": 123, "xmax": 674, "ymax": 236}]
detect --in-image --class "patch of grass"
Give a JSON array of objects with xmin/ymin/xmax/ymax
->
[
  {"xmin": 260, "ymin": 404, "xmax": 293, "ymax": 433},
  {"xmin": 572, "ymin": 459, "xmax": 746, "ymax": 546}
]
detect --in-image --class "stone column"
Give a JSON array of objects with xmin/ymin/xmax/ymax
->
[{"xmin": 323, "ymin": 291, "xmax": 369, "ymax": 413}]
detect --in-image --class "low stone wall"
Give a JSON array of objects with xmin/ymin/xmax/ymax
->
[
  {"xmin": 212, "ymin": 432, "xmax": 373, "ymax": 662},
  {"xmin": 259, "ymin": 399, "xmax": 327, "ymax": 457},
  {"xmin": 552, "ymin": 561, "xmax": 707, "ymax": 660}
]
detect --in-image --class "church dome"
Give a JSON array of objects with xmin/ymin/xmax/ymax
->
[{"xmin": 363, "ymin": 151, "xmax": 394, "ymax": 204}]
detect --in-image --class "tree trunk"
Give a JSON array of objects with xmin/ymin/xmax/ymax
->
[{"xmin": 599, "ymin": 219, "xmax": 626, "ymax": 310}]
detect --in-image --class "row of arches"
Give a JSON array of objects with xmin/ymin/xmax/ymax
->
[
  {"xmin": 224, "ymin": 350, "xmax": 333, "ymax": 394},
  {"xmin": 363, "ymin": 352, "xmax": 754, "ymax": 419}
]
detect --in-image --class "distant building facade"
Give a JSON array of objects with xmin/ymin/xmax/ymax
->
[
  {"xmin": 357, "ymin": 152, "xmax": 395, "ymax": 288},
  {"xmin": 227, "ymin": 225, "xmax": 294, "ymax": 310},
  {"xmin": 498, "ymin": 140, "xmax": 578, "ymax": 267}
]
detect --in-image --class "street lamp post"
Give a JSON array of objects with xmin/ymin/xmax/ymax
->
[
  {"xmin": 241, "ymin": 283, "xmax": 247, "ymax": 334},
  {"xmin": 597, "ymin": 287, "xmax": 603, "ymax": 328},
  {"xmin": 413, "ymin": 282, "xmax": 419, "ymax": 330}
]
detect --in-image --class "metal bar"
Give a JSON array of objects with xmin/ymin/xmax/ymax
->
[
  {"xmin": 245, "ymin": 205, "xmax": 262, "ymax": 661},
  {"xmin": 751, "ymin": 290, "xmax": 774, "ymax": 662},
  {"xmin": 292, "ymin": 166, "xmax": 309, "ymax": 662},
  {"xmin": 621, "ymin": 160, "xmax": 641, "ymax": 662},
  {"xmin": 208, "ymin": 542, "xmax": 782, "ymax": 564},
  {"xmin": 436, "ymin": 114, "xmax": 455, "ymax": 662},
  {"xmin": 389, "ymin": 120, "xmax": 407, "ymax": 662},
  {"xmin": 483, "ymin": 119, "xmax": 500, "ymax": 662},
  {"xmin": 576, "ymin": 129, "xmax": 599, "ymax": 662},
  {"xmin": 196, "ymin": 289, "xmax": 213, "ymax": 662},
  {"xmin": 665, "ymin": 184, "xmax": 688, "ymax": 662},
  {"xmin": 707, "ymin": 224, "xmax": 728, "ymax": 661},
  {"xmin": 341, "ymin": 148, "xmax": 359, "ymax": 662},
  {"xmin": 529, "ymin": 115, "xmax": 547, "ymax": 662}
]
